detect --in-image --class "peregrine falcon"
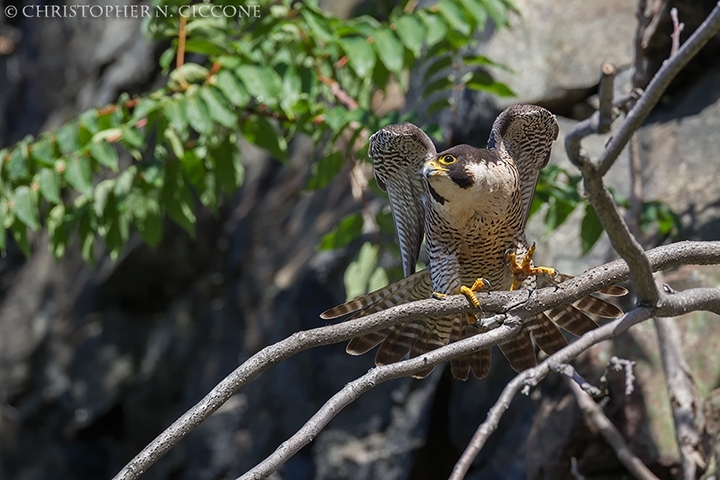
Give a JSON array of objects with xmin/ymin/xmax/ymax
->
[{"xmin": 321, "ymin": 105, "xmax": 625, "ymax": 380}]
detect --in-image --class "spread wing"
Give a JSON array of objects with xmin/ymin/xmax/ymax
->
[
  {"xmin": 488, "ymin": 104, "xmax": 559, "ymax": 227},
  {"xmin": 369, "ymin": 123, "xmax": 436, "ymax": 277}
]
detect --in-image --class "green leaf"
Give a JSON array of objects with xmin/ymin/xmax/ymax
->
[
  {"xmin": 215, "ymin": 70, "xmax": 251, "ymax": 107},
  {"xmin": 38, "ymin": 168, "xmax": 61, "ymax": 204},
  {"xmin": 11, "ymin": 221, "xmax": 30, "ymax": 257},
  {"xmin": 545, "ymin": 198, "xmax": 576, "ymax": 232},
  {"xmin": 64, "ymin": 156, "xmax": 93, "ymax": 196},
  {"xmin": 165, "ymin": 128, "xmax": 185, "ymax": 159},
  {"xmin": 464, "ymin": 71, "xmax": 515, "ymax": 97},
  {"xmin": 78, "ymin": 111, "xmax": 100, "ymax": 146},
  {"xmin": 114, "ymin": 166, "xmax": 136, "ymax": 198},
  {"xmin": 319, "ymin": 212, "xmax": 363, "ymax": 250},
  {"xmin": 279, "ymin": 63, "xmax": 302, "ymax": 114},
  {"xmin": 78, "ymin": 208, "xmax": 96, "ymax": 264},
  {"xmin": 340, "ymin": 36, "xmax": 376, "ymax": 78},
  {"xmin": 56, "ymin": 123, "xmax": 80, "ymax": 155},
  {"xmin": 580, "ymin": 203, "xmax": 604, "ymax": 254},
  {"xmin": 31, "ymin": 138, "xmax": 56, "ymax": 167},
  {"xmin": 46, "ymin": 204, "xmax": 67, "ymax": 258},
  {"xmin": 13, "ymin": 186, "xmax": 40, "ymax": 231},
  {"xmin": 162, "ymin": 163, "xmax": 196, "ymax": 236},
  {"xmin": 344, "ymin": 242, "xmax": 380, "ymax": 300},
  {"xmin": 184, "ymin": 38, "xmax": 228, "ymax": 56},
  {"xmin": 307, "ymin": 151, "xmax": 344, "ymax": 190},
  {"xmin": 481, "ymin": 0, "xmax": 509, "ymax": 26},
  {"xmin": 236, "ymin": 65, "xmax": 281, "ymax": 103},
  {"xmin": 5, "ymin": 147, "xmax": 30, "ymax": 182},
  {"xmin": 185, "ymin": 94, "xmax": 214, "ymax": 136},
  {"xmin": 373, "ymin": 29, "xmax": 404, "ymax": 74},
  {"xmin": 437, "ymin": 1, "xmax": 471, "ymax": 35},
  {"xmin": 94, "ymin": 179, "xmax": 115, "ymax": 217},
  {"xmin": 209, "ymin": 137, "xmax": 243, "ymax": 194},
  {"xmin": 164, "ymin": 99, "xmax": 188, "ymax": 133},
  {"xmin": 417, "ymin": 10, "xmax": 449, "ymax": 47},
  {"xmin": 394, "ymin": 15, "xmax": 425, "ymax": 57},
  {"xmin": 459, "ymin": 0, "xmax": 488, "ymax": 27},
  {"xmin": 170, "ymin": 63, "xmax": 210, "ymax": 85},
  {"xmin": 200, "ymin": 87, "xmax": 237, "ymax": 129},
  {"xmin": 131, "ymin": 98, "xmax": 161, "ymax": 122},
  {"xmin": 301, "ymin": 9, "xmax": 335, "ymax": 44},
  {"xmin": 120, "ymin": 126, "xmax": 144, "ymax": 149},
  {"xmin": 241, "ymin": 116, "xmax": 287, "ymax": 161},
  {"xmin": 90, "ymin": 141, "xmax": 119, "ymax": 171},
  {"xmin": 136, "ymin": 197, "xmax": 163, "ymax": 248}
]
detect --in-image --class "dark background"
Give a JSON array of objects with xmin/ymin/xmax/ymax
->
[{"xmin": 1, "ymin": 1, "xmax": 720, "ymax": 479}]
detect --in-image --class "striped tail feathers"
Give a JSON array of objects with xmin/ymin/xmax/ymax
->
[
  {"xmin": 408, "ymin": 317, "xmax": 453, "ymax": 378},
  {"xmin": 525, "ymin": 313, "xmax": 568, "ymax": 355},
  {"xmin": 544, "ymin": 304, "xmax": 598, "ymax": 338},
  {"xmin": 498, "ymin": 331, "xmax": 537, "ymax": 372},
  {"xmin": 346, "ymin": 328, "xmax": 393, "ymax": 355},
  {"xmin": 450, "ymin": 321, "xmax": 492, "ymax": 380},
  {"xmin": 319, "ymin": 270, "xmax": 433, "ymax": 321}
]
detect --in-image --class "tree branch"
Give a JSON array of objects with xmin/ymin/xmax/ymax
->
[
  {"xmin": 597, "ymin": 1, "xmax": 720, "ymax": 176},
  {"xmin": 655, "ymin": 315, "xmax": 705, "ymax": 479},
  {"xmin": 238, "ymin": 316, "xmax": 524, "ymax": 480},
  {"xmin": 111, "ymin": 241, "xmax": 720, "ymax": 480},
  {"xmin": 450, "ymin": 287, "xmax": 720, "ymax": 480},
  {"xmin": 568, "ymin": 379, "xmax": 660, "ymax": 480}
]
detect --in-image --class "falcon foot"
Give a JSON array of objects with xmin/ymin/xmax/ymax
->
[
  {"xmin": 508, "ymin": 243, "xmax": 557, "ymax": 291},
  {"xmin": 432, "ymin": 278, "xmax": 490, "ymax": 323}
]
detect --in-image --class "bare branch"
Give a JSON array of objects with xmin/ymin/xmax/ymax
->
[
  {"xmin": 565, "ymin": 63, "xmax": 617, "ymax": 168},
  {"xmin": 670, "ymin": 8, "xmax": 686, "ymax": 57},
  {"xmin": 598, "ymin": 1, "xmax": 720, "ymax": 176},
  {"xmin": 583, "ymin": 170, "xmax": 660, "ymax": 305},
  {"xmin": 655, "ymin": 315, "xmax": 706, "ymax": 478},
  {"xmin": 563, "ymin": 3, "xmax": 720, "ymax": 306},
  {"xmin": 568, "ymin": 379, "xmax": 660, "ymax": 480},
  {"xmin": 238, "ymin": 316, "xmax": 524, "ymax": 480},
  {"xmin": 450, "ymin": 287, "xmax": 720, "ymax": 480},
  {"xmin": 111, "ymin": 242, "xmax": 720, "ymax": 480},
  {"xmin": 627, "ymin": 132, "xmax": 644, "ymax": 239},
  {"xmin": 554, "ymin": 363, "xmax": 603, "ymax": 397}
]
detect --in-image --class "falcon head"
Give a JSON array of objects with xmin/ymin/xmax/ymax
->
[{"xmin": 422, "ymin": 145, "xmax": 517, "ymax": 212}]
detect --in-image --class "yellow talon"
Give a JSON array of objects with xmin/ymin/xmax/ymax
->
[
  {"xmin": 508, "ymin": 243, "xmax": 557, "ymax": 290},
  {"xmin": 460, "ymin": 277, "xmax": 490, "ymax": 310}
]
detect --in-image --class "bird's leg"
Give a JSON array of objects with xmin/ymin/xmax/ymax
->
[
  {"xmin": 432, "ymin": 278, "xmax": 490, "ymax": 324},
  {"xmin": 508, "ymin": 243, "xmax": 557, "ymax": 290}
]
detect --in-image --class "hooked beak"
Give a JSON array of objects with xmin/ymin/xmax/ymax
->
[{"xmin": 422, "ymin": 159, "xmax": 449, "ymax": 179}]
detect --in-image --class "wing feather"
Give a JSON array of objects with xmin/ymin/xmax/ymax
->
[
  {"xmin": 369, "ymin": 123, "xmax": 436, "ymax": 276},
  {"xmin": 488, "ymin": 105, "xmax": 559, "ymax": 227}
]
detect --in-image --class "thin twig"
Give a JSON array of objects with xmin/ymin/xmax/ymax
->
[
  {"xmin": 670, "ymin": 8, "xmax": 686, "ymax": 57},
  {"xmin": 568, "ymin": 379, "xmax": 660, "ymax": 480},
  {"xmin": 628, "ymin": 132, "xmax": 644, "ymax": 239},
  {"xmin": 449, "ymin": 287, "xmax": 720, "ymax": 480},
  {"xmin": 111, "ymin": 242, "xmax": 720, "ymax": 480},
  {"xmin": 554, "ymin": 364, "xmax": 602, "ymax": 397},
  {"xmin": 654, "ymin": 315, "xmax": 705, "ymax": 478},
  {"xmin": 597, "ymin": 1, "xmax": 720, "ymax": 176},
  {"xmin": 238, "ymin": 317, "xmax": 524, "ymax": 480}
]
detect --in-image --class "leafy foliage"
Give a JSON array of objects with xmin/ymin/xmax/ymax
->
[
  {"xmin": 532, "ymin": 165, "xmax": 681, "ymax": 255},
  {"xmin": 0, "ymin": 0, "xmax": 516, "ymax": 263}
]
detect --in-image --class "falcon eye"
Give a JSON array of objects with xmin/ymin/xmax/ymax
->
[{"xmin": 439, "ymin": 154, "xmax": 456, "ymax": 165}]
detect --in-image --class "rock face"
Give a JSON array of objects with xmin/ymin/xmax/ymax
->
[
  {"xmin": 480, "ymin": 0, "xmax": 637, "ymax": 111},
  {"xmin": 1, "ymin": 1, "xmax": 720, "ymax": 480}
]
